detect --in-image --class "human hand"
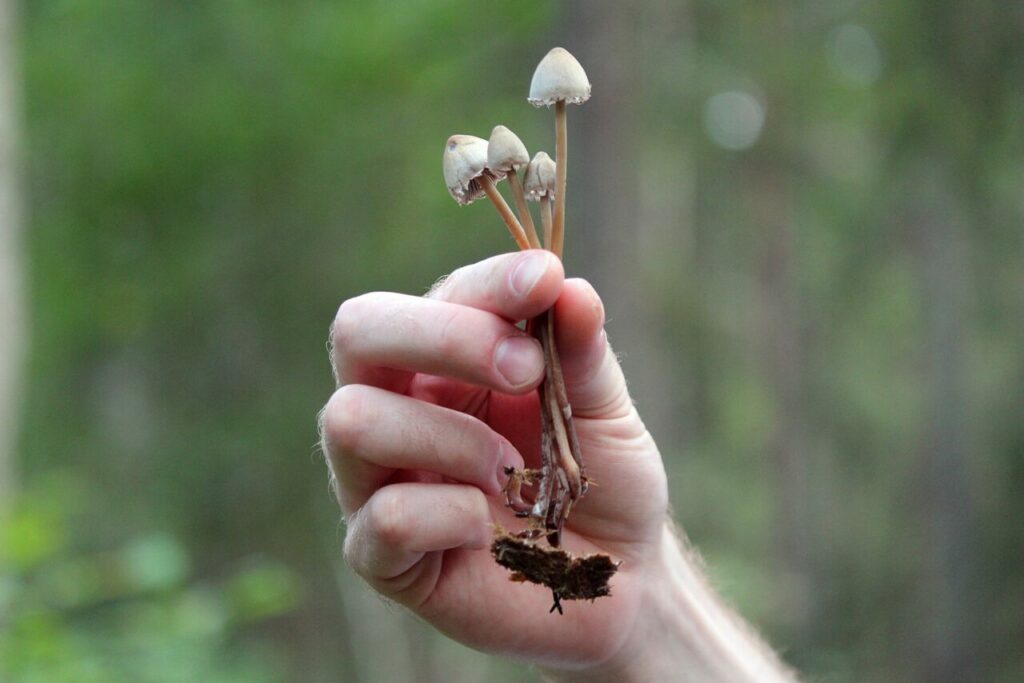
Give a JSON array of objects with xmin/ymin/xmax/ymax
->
[{"xmin": 320, "ymin": 249, "xmax": 669, "ymax": 670}]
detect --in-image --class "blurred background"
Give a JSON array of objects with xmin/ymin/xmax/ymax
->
[{"xmin": 1, "ymin": 1, "xmax": 1022, "ymax": 681}]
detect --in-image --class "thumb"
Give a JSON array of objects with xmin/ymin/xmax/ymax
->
[{"xmin": 553, "ymin": 279, "xmax": 632, "ymax": 420}]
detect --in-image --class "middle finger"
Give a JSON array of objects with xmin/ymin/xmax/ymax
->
[{"xmin": 322, "ymin": 384, "xmax": 526, "ymax": 514}]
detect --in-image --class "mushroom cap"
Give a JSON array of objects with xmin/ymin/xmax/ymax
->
[
  {"xmin": 528, "ymin": 47, "xmax": 591, "ymax": 107},
  {"xmin": 487, "ymin": 125, "xmax": 530, "ymax": 174},
  {"xmin": 523, "ymin": 151, "xmax": 556, "ymax": 201},
  {"xmin": 443, "ymin": 135, "xmax": 495, "ymax": 205}
]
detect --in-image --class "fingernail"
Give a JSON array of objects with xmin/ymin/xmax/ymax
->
[
  {"xmin": 494, "ymin": 335, "xmax": 543, "ymax": 387},
  {"xmin": 495, "ymin": 442, "xmax": 524, "ymax": 491},
  {"xmin": 510, "ymin": 251, "xmax": 549, "ymax": 297}
]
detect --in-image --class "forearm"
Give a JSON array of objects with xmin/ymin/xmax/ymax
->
[{"xmin": 540, "ymin": 522, "xmax": 797, "ymax": 683}]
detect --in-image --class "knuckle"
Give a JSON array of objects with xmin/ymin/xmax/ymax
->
[
  {"xmin": 341, "ymin": 525, "xmax": 361, "ymax": 569},
  {"xmin": 342, "ymin": 527, "xmax": 376, "ymax": 580},
  {"xmin": 322, "ymin": 385, "xmax": 370, "ymax": 456},
  {"xmin": 434, "ymin": 306, "xmax": 467, "ymax": 358},
  {"xmin": 332, "ymin": 294, "xmax": 375, "ymax": 354},
  {"xmin": 451, "ymin": 414, "xmax": 501, "ymax": 479},
  {"xmin": 430, "ymin": 265, "xmax": 465, "ymax": 300},
  {"xmin": 364, "ymin": 487, "xmax": 409, "ymax": 548},
  {"xmin": 455, "ymin": 486, "xmax": 489, "ymax": 522}
]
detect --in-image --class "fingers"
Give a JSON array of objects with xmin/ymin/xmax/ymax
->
[
  {"xmin": 428, "ymin": 250, "xmax": 564, "ymax": 321},
  {"xmin": 331, "ymin": 251, "xmax": 562, "ymax": 393},
  {"xmin": 554, "ymin": 278, "xmax": 633, "ymax": 420},
  {"xmin": 322, "ymin": 385, "xmax": 525, "ymax": 514},
  {"xmin": 332, "ymin": 292, "xmax": 545, "ymax": 393},
  {"xmin": 330, "ymin": 252, "xmax": 628, "ymax": 419},
  {"xmin": 343, "ymin": 483, "xmax": 491, "ymax": 595}
]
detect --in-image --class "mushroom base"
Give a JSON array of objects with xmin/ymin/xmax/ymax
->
[{"xmin": 491, "ymin": 533, "xmax": 619, "ymax": 614}]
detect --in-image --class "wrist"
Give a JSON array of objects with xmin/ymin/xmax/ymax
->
[{"xmin": 540, "ymin": 522, "xmax": 795, "ymax": 683}]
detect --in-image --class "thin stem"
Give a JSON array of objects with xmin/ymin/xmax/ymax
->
[
  {"xmin": 545, "ymin": 309, "xmax": 586, "ymax": 482},
  {"xmin": 500, "ymin": 102, "xmax": 582, "ymax": 552},
  {"xmin": 502, "ymin": 467, "xmax": 540, "ymax": 516},
  {"xmin": 480, "ymin": 175, "xmax": 530, "ymax": 251},
  {"xmin": 553, "ymin": 100, "xmax": 567, "ymax": 258},
  {"xmin": 527, "ymin": 317, "xmax": 556, "ymax": 521},
  {"xmin": 507, "ymin": 172, "xmax": 542, "ymax": 249},
  {"xmin": 546, "ymin": 370, "xmax": 581, "ymax": 499},
  {"xmin": 528, "ymin": 306, "xmax": 584, "ymax": 549},
  {"xmin": 532, "ymin": 379, "xmax": 556, "ymax": 517},
  {"xmin": 540, "ymin": 196, "xmax": 553, "ymax": 251}
]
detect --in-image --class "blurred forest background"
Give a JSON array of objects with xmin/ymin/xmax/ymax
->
[{"xmin": 1, "ymin": 1, "xmax": 1022, "ymax": 681}]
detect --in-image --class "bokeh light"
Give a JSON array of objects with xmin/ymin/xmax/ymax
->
[
  {"xmin": 703, "ymin": 90, "xmax": 765, "ymax": 151},
  {"xmin": 827, "ymin": 23, "xmax": 883, "ymax": 86}
]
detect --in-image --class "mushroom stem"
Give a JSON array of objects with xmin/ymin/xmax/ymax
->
[
  {"xmin": 552, "ymin": 100, "xmax": 568, "ymax": 258},
  {"xmin": 532, "ymin": 377, "xmax": 556, "ymax": 517},
  {"xmin": 546, "ymin": 367, "xmax": 581, "ymax": 499},
  {"xmin": 540, "ymin": 196, "xmax": 554, "ymax": 251},
  {"xmin": 507, "ymin": 172, "xmax": 542, "ymax": 249},
  {"xmin": 522, "ymin": 305, "xmax": 585, "ymax": 549},
  {"xmin": 544, "ymin": 309, "xmax": 585, "ymax": 491},
  {"xmin": 479, "ymin": 175, "xmax": 531, "ymax": 251}
]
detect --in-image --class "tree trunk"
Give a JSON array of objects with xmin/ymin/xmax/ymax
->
[
  {"xmin": 564, "ymin": 1, "xmax": 688, "ymax": 447},
  {"xmin": 744, "ymin": 160, "xmax": 819, "ymax": 642},
  {"xmin": 741, "ymin": 5, "xmax": 822, "ymax": 646},
  {"xmin": 0, "ymin": 0, "xmax": 25, "ymax": 507},
  {"xmin": 905, "ymin": 159, "xmax": 977, "ymax": 680}
]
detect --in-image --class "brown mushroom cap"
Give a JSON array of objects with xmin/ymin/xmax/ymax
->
[
  {"xmin": 487, "ymin": 125, "xmax": 530, "ymax": 174},
  {"xmin": 523, "ymin": 151, "xmax": 556, "ymax": 201},
  {"xmin": 443, "ymin": 134, "xmax": 493, "ymax": 205},
  {"xmin": 528, "ymin": 47, "xmax": 591, "ymax": 107}
]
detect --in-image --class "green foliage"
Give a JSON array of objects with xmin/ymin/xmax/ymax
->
[
  {"xmin": 1, "ymin": 472, "xmax": 299, "ymax": 681},
  {"xmin": 14, "ymin": 1, "xmax": 555, "ymax": 680}
]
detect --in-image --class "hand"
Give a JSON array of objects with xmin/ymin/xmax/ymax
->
[
  {"xmin": 320, "ymin": 250, "xmax": 794, "ymax": 681},
  {"xmin": 321, "ymin": 250, "xmax": 667, "ymax": 667}
]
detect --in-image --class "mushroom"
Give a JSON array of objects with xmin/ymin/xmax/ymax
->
[
  {"xmin": 443, "ymin": 135, "xmax": 530, "ymax": 250},
  {"xmin": 527, "ymin": 49, "xmax": 591, "ymax": 528},
  {"xmin": 438, "ymin": 50, "xmax": 592, "ymax": 560},
  {"xmin": 523, "ymin": 151, "xmax": 557, "ymax": 250},
  {"xmin": 488, "ymin": 126, "xmax": 541, "ymax": 249},
  {"xmin": 528, "ymin": 47, "xmax": 591, "ymax": 258}
]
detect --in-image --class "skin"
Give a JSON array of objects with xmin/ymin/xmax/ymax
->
[{"xmin": 321, "ymin": 250, "xmax": 795, "ymax": 680}]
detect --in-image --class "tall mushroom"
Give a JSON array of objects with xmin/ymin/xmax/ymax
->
[
  {"xmin": 488, "ymin": 126, "xmax": 541, "ymax": 249},
  {"xmin": 526, "ymin": 49, "xmax": 590, "ymax": 539},
  {"xmin": 443, "ymin": 135, "xmax": 530, "ymax": 250},
  {"xmin": 523, "ymin": 151, "xmax": 557, "ymax": 250},
  {"xmin": 527, "ymin": 47, "xmax": 591, "ymax": 257},
  {"xmin": 440, "ymin": 47, "xmax": 615, "ymax": 614}
]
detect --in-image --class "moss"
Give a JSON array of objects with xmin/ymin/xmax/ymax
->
[{"xmin": 490, "ymin": 534, "xmax": 618, "ymax": 611}]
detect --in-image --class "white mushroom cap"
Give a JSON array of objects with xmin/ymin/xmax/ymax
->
[
  {"xmin": 523, "ymin": 151, "xmax": 556, "ymax": 201},
  {"xmin": 443, "ymin": 135, "xmax": 494, "ymax": 205},
  {"xmin": 487, "ymin": 125, "xmax": 530, "ymax": 174},
  {"xmin": 528, "ymin": 47, "xmax": 591, "ymax": 107}
]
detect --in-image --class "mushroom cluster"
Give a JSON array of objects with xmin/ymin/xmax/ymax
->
[{"xmin": 442, "ymin": 47, "xmax": 615, "ymax": 614}]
